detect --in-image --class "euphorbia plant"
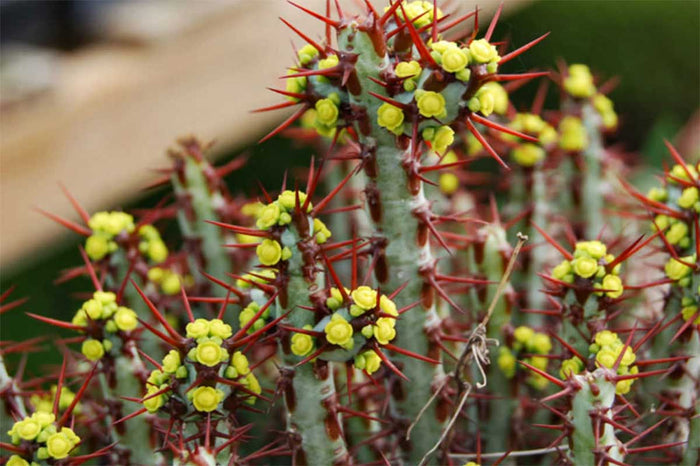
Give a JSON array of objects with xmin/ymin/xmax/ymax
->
[{"xmin": 1, "ymin": 1, "xmax": 698, "ymax": 465}]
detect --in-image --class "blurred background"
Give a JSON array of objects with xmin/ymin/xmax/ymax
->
[{"xmin": 1, "ymin": 0, "xmax": 698, "ymax": 359}]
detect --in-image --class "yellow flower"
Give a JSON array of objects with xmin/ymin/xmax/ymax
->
[
  {"xmin": 666, "ymin": 222, "xmax": 689, "ymax": 245},
  {"xmin": 678, "ymin": 187, "xmax": 699, "ymax": 209},
  {"xmin": 362, "ymin": 350, "xmax": 382, "ymax": 374},
  {"xmin": 143, "ymin": 387, "xmax": 165, "ymax": 413},
  {"xmin": 13, "ymin": 418, "xmax": 41, "ymax": 441},
  {"xmin": 373, "ymin": 318, "xmax": 397, "ymax": 345},
  {"xmin": 559, "ymin": 116, "xmax": 588, "ymax": 151},
  {"xmin": 416, "ymin": 91, "xmax": 446, "ymax": 118},
  {"xmin": 161, "ymin": 273, "xmax": 181, "ymax": 295},
  {"xmin": 377, "ymin": 103, "xmax": 405, "ymax": 132},
  {"xmin": 231, "ymin": 351, "xmax": 251, "ymax": 376},
  {"xmin": 113, "ymin": 306, "xmax": 138, "ymax": 331},
  {"xmin": 162, "ymin": 350, "xmax": 181, "ymax": 374},
  {"xmin": 439, "ymin": 173, "xmax": 459, "ymax": 194},
  {"xmin": 324, "ymin": 314, "xmax": 353, "ymax": 347},
  {"xmin": 379, "ymin": 295, "xmax": 398, "ymax": 317},
  {"xmin": 277, "ymin": 190, "xmax": 310, "ymax": 211},
  {"xmin": 573, "ymin": 257, "xmax": 598, "ymax": 278},
  {"xmin": 530, "ymin": 333, "xmax": 552, "ymax": 354},
  {"xmin": 195, "ymin": 341, "xmax": 228, "ymax": 367},
  {"xmin": 513, "ymin": 326, "xmax": 535, "ymax": 345},
  {"xmin": 681, "ymin": 306, "xmax": 700, "ymax": 324},
  {"xmin": 256, "ymin": 203, "xmax": 281, "ymax": 229},
  {"xmin": 291, "ymin": 332, "xmax": 314, "ymax": 356},
  {"xmin": 512, "ymin": 143, "xmax": 545, "ymax": 167},
  {"xmin": 476, "ymin": 88, "xmax": 495, "ymax": 116},
  {"xmin": 315, "ymin": 98, "xmax": 339, "ymax": 126},
  {"xmin": 497, "ymin": 347, "xmax": 516, "ymax": 378},
  {"xmin": 595, "ymin": 349, "xmax": 617, "ymax": 368},
  {"xmin": 594, "ymin": 330, "xmax": 618, "ymax": 347},
  {"xmin": 85, "ymin": 234, "xmax": 112, "ymax": 260},
  {"xmin": 351, "ymin": 286, "xmax": 378, "ymax": 310},
  {"xmin": 257, "ymin": 239, "xmax": 283, "ymax": 266},
  {"xmin": 46, "ymin": 428, "xmax": 80, "ymax": 459},
  {"xmin": 395, "ymin": 60, "xmax": 422, "ymax": 78},
  {"xmin": 480, "ymin": 82, "xmax": 508, "ymax": 115},
  {"xmin": 575, "ymin": 241, "xmax": 607, "ymax": 259},
  {"xmin": 81, "ymin": 339, "xmax": 105, "ymax": 361},
  {"xmin": 559, "ymin": 357, "xmax": 583, "ymax": 379},
  {"xmin": 441, "ymin": 47, "xmax": 469, "ymax": 73},
  {"xmin": 551, "ymin": 260, "xmax": 572, "ymax": 280},
  {"xmin": 431, "ymin": 126, "xmax": 455, "ymax": 154},
  {"xmin": 469, "ymin": 39, "xmax": 499, "ymax": 63},
  {"xmin": 665, "ymin": 256, "xmax": 693, "ymax": 281},
  {"xmin": 297, "ymin": 43, "xmax": 318, "ymax": 65},
  {"xmin": 564, "ymin": 64, "xmax": 596, "ymax": 98},
  {"xmin": 318, "ymin": 54, "xmax": 339, "ymax": 70},
  {"xmin": 209, "ymin": 319, "xmax": 233, "ymax": 339},
  {"xmin": 191, "ymin": 386, "xmax": 224, "ymax": 412},
  {"xmin": 147, "ymin": 240, "xmax": 168, "ymax": 263},
  {"xmin": 601, "ymin": 274, "xmax": 623, "ymax": 299},
  {"xmin": 7, "ymin": 456, "xmax": 30, "ymax": 466},
  {"xmin": 186, "ymin": 318, "xmax": 210, "ymax": 339}
]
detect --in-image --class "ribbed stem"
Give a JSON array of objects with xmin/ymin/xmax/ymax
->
[
  {"xmin": 171, "ymin": 153, "xmax": 231, "ymax": 301},
  {"xmin": 277, "ymin": 223, "xmax": 349, "ymax": 465},
  {"xmin": 581, "ymin": 103, "xmax": 604, "ymax": 239},
  {"xmin": 337, "ymin": 27, "xmax": 445, "ymax": 462}
]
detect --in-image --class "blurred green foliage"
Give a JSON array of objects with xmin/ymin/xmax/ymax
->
[{"xmin": 1, "ymin": 0, "xmax": 698, "ymax": 374}]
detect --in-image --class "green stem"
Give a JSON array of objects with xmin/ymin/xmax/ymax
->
[
  {"xmin": 336, "ymin": 28, "xmax": 445, "ymax": 462},
  {"xmin": 581, "ymin": 103, "xmax": 604, "ymax": 239},
  {"xmin": 171, "ymin": 152, "xmax": 232, "ymax": 301},
  {"xmin": 277, "ymin": 224, "xmax": 349, "ymax": 465}
]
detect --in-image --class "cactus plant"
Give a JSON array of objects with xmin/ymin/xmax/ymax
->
[{"xmin": 1, "ymin": 1, "xmax": 699, "ymax": 465}]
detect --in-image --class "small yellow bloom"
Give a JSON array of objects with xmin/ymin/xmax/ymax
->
[
  {"xmin": 416, "ymin": 91, "xmax": 446, "ymax": 118},
  {"xmin": 573, "ymin": 257, "xmax": 598, "ymax": 279},
  {"xmin": 209, "ymin": 319, "xmax": 232, "ymax": 339},
  {"xmin": 195, "ymin": 341, "xmax": 227, "ymax": 367},
  {"xmin": 513, "ymin": 326, "xmax": 535, "ymax": 345},
  {"xmin": 431, "ymin": 126, "xmax": 455, "ymax": 154},
  {"xmin": 7, "ymin": 456, "xmax": 30, "ymax": 466},
  {"xmin": 191, "ymin": 386, "xmax": 224, "ymax": 412},
  {"xmin": 231, "ymin": 351, "xmax": 251, "ymax": 376},
  {"xmin": 551, "ymin": 260, "xmax": 572, "ymax": 280},
  {"xmin": 559, "ymin": 116, "xmax": 588, "ymax": 151},
  {"xmin": 362, "ymin": 350, "xmax": 382, "ymax": 374},
  {"xmin": 113, "ymin": 306, "xmax": 138, "ymax": 331},
  {"xmin": 318, "ymin": 54, "xmax": 339, "ymax": 70},
  {"xmin": 594, "ymin": 330, "xmax": 618, "ymax": 347},
  {"xmin": 277, "ymin": 190, "xmax": 310, "ymax": 211},
  {"xmin": 373, "ymin": 318, "xmax": 397, "ymax": 345},
  {"xmin": 595, "ymin": 349, "xmax": 617, "ymax": 368},
  {"xmin": 81, "ymin": 339, "xmax": 105, "ymax": 361},
  {"xmin": 162, "ymin": 350, "xmax": 181, "ymax": 374},
  {"xmin": 377, "ymin": 103, "xmax": 405, "ymax": 132},
  {"xmin": 315, "ymin": 98, "xmax": 339, "ymax": 127},
  {"xmin": 559, "ymin": 357, "xmax": 583, "ymax": 379},
  {"xmin": 256, "ymin": 203, "xmax": 281, "ymax": 230},
  {"xmin": 497, "ymin": 347, "xmax": 516, "ymax": 378},
  {"xmin": 351, "ymin": 286, "xmax": 378, "ymax": 310},
  {"xmin": 324, "ymin": 314, "xmax": 354, "ymax": 346},
  {"xmin": 469, "ymin": 39, "xmax": 499, "ymax": 63},
  {"xmin": 147, "ymin": 240, "xmax": 168, "ymax": 263},
  {"xmin": 512, "ymin": 143, "xmax": 545, "ymax": 167},
  {"xmin": 291, "ymin": 332, "xmax": 314, "ymax": 356},
  {"xmin": 395, "ymin": 60, "xmax": 422, "ymax": 78},
  {"xmin": 257, "ymin": 239, "xmax": 283, "ymax": 266},
  {"xmin": 85, "ymin": 234, "xmax": 112, "ymax": 261},
  {"xmin": 665, "ymin": 256, "xmax": 693, "ymax": 281},
  {"xmin": 441, "ymin": 47, "xmax": 469, "ymax": 73},
  {"xmin": 14, "ymin": 418, "xmax": 41, "ymax": 441},
  {"xmin": 564, "ymin": 64, "xmax": 596, "ymax": 98},
  {"xmin": 530, "ymin": 333, "xmax": 552, "ymax": 354},
  {"xmin": 601, "ymin": 274, "xmax": 623, "ymax": 299},
  {"xmin": 379, "ymin": 295, "xmax": 398, "ymax": 317},
  {"xmin": 186, "ymin": 318, "xmax": 210, "ymax": 339},
  {"xmin": 46, "ymin": 428, "xmax": 80, "ymax": 459}
]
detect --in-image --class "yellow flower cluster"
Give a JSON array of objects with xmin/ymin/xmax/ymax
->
[
  {"xmin": 467, "ymin": 86, "xmax": 499, "ymax": 117},
  {"xmin": 377, "ymin": 103, "xmax": 405, "ymax": 135},
  {"xmin": 664, "ymin": 255, "xmax": 696, "ymax": 288},
  {"xmin": 291, "ymin": 325, "xmax": 315, "ymax": 357},
  {"xmin": 70, "ymin": 291, "xmax": 138, "ymax": 360},
  {"xmin": 498, "ymin": 326, "xmax": 552, "ymax": 389},
  {"xmin": 551, "ymin": 241, "xmax": 624, "ymax": 299},
  {"xmin": 388, "ymin": 1, "xmax": 444, "ymax": 28},
  {"xmin": 85, "ymin": 211, "xmax": 135, "ymax": 260},
  {"xmin": 137, "ymin": 224, "xmax": 169, "ymax": 263},
  {"xmin": 422, "ymin": 125, "xmax": 455, "ymax": 155},
  {"xmin": 147, "ymin": 267, "xmax": 186, "ymax": 295},
  {"xmin": 680, "ymin": 296, "xmax": 700, "ymax": 325},
  {"xmin": 558, "ymin": 116, "xmax": 588, "ymax": 152},
  {"xmin": 589, "ymin": 330, "xmax": 638, "ymax": 394},
  {"xmin": 7, "ymin": 412, "xmax": 80, "ymax": 460},
  {"xmin": 507, "ymin": 113, "xmax": 558, "ymax": 167},
  {"xmin": 223, "ymin": 351, "xmax": 261, "ymax": 405},
  {"xmin": 395, "ymin": 60, "xmax": 422, "ymax": 92},
  {"xmin": 592, "ymin": 93, "xmax": 618, "ymax": 130},
  {"xmin": 239, "ymin": 301, "xmax": 271, "ymax": 334},
  {"xmin": 353, "ymin": 350, "xmax": 382, "ymax": 375},
  {"xmin": 30, "ymin": 385, "xmax": 79, "ymax": 415},
  {"xmin": 563, "ymin": 64, "xmax": 596, "ymax": 98},
  {"xmin": 429, "ymin": 41, "xmax": 471, "ymax": 78},
  {"xmin": 314, "ymin": 93, "xmax": 341, "ymax": 135}
]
